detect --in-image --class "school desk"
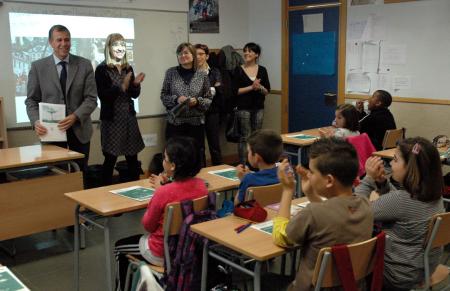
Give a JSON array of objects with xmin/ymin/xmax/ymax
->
[
  {"xmin": 0, "ymin": 145, "xmax": 84, "ymax": 241},
  {"xmin": 64, "ymin": 164, "xmax": 240, "ymax": 291},
  {"xmin": 372, "ymin": 146, "xmax": 449, "ymax": 162},
  {"xmin": 191, "ymin": 197, "xmax": 308, "ymax": 291}
]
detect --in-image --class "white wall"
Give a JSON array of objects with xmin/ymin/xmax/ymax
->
[{"xmin": 248, "ymin": 0, "xmax": 282, "ymax": 91}]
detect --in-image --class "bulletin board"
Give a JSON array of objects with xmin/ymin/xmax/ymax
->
[{"xmin": 345, "ymin": 0, "xmax": 450, "ymax": 104}]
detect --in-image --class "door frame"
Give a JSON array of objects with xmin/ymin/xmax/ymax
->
[{"xmin": 281, "ymin": 0, "xmax": 347, "ymax": 133}]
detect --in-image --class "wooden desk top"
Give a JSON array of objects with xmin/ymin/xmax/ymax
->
[
  {"xmin": 190, "ymin": 197, "xmax": 308, "ymax": 261},
  {"xmin": 281, "ymin": 128, "xmax": 321, "ymax": 147},
  {"xmin": 0, "ymin": 144, "xmax": 84, "ymax": 171},
  {"xmin": 372, "ymin": 147, "xmax": 448, "ymax": 161},
  {"xmin": 65, "ymin": 164, "xmax": 240, "ymax": 216}
]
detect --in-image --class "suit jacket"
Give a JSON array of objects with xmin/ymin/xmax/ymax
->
[{"xmin": 26, "ymin": 54, "xmax": 98, "ymax": 144}]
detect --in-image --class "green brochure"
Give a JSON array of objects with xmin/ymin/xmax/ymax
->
[
  {"xmin": 287, "ymin": 134, "xmax": 317, "ymax": 140},
  {"xmin": 0, "ymin": 266, "xmax": 30, "ymax": 291},
  {"xmin": 110, "ymin": 186, "xmax": 155, "ymax": 202},
  {"xmin": 208, "ymin": 168, "xmax": 239, "ymax": 181},
  {"xmin": 251, "ymin": 220, "xmax": 273, "ymax": 235}
]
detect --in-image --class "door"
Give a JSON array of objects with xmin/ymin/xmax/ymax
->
[{"xmin": 283, "ymin": 0, "xmax": 346, "ymax": 132}]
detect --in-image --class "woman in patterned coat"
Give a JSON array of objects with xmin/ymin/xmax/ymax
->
[
  {"xmin": 160, "ymin": 42, "xmax": 212, "ymax": 167},
  {"xmin": 95, "ymin": 33, "xmax": 146, "ymax": 185}
]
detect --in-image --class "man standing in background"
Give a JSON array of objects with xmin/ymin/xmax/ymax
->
[{"xmin": 26, "ymin": 24, "xmax": 97, "ymax": 181}]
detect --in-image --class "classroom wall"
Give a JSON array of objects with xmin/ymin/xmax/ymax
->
[{"xmin": 5, "ymin": 0, "xmax": 252, "ymax": 169}]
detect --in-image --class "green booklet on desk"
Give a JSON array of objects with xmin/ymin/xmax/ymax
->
[
  {"xmin": 110, "ymin": 186, "xmax": 155, "ymax": 202},
  {"xmin": 208, "ymin": 168, "xmax": 239, "ymax": 181},
  {"xmin": 0, "ymin": 266, "xmax": 30, "ymax": 291},
  {"xmin": 251, "ymin": 220, "xmax": 273, "ymax": 235},
  {"xmin": 287, "ymin": 134, "xmax": 318, "ymax": 140}
]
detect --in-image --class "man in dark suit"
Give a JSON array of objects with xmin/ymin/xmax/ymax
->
[{"xmin": 26, "ymin": 24, "xmax": 97, "ymax": 176}]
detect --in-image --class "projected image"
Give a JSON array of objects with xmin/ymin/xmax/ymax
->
[{"xmin": 9, "ymin": 12, "xmax": 135, "ymax": 123}]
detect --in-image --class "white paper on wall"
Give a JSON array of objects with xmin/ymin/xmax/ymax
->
[
  {"xmin": 347, "ymin": 73, "xmax": 371, "ymax": 93},
  {"xmin": 362, "ymin": 41, "xmax": 380, "ymax": 73},
  {"xmin": 302, "ymin": 13, "xmax": 323, "ymax": 33}
]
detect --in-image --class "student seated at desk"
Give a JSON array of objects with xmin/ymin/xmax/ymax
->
[
  {"xmin": 319, "ymin": 103, "xmax": 360, "ymax": 139},
  {"xmin": 234, "ymin": 129, "xmax": 282, "ymax": 204},
  {"xmin": 114, "ymin": 136, "xmax": 207, "ymax": 291},
  {"xmin": 273, "ymin": 138, "xmax": 373, "ymax": 291},
  {"xmin": 355, "ymin": 137, "xmax": 444, "ymax": 290},
  {"xmin": 356, "ymin": 90, "xmax": 396, "ymax": 150}
]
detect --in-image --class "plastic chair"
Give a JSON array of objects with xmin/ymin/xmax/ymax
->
[
  {"xmin": 418, "ymin": 212, "xmax": 450, "ymax": 290},
  {"xmin": 382, "ymin": 128, "xmax": 405, "ymax": 150},
  {"xmin": 311, "ymin": 234, "xmax": 386, "ymax": 290},
  {"xmin": 245, "ymin": 183, "xmax": 283, "ymax": 207}
]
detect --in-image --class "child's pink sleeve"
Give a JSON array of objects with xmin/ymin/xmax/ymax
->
[{"xmin": 141, "ymin": 190, "xmax": 164, "ymax": 233}]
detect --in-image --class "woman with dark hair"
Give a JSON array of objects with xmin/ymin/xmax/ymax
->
[
  {"xmin": 160, "ymin": 42, "xmax": 212, "ymax": 167},
  {"xmin": 114, "ymin": 136, "xmax": 207, "ymax": 291},
  {"xmin": 232, "ymin": 42, "xmax": 271, "ymax": 163},
  {"xmin": 356, "ymin": 137, "xmax": 444, "ymax": 290},
  {"xmin": 195, "ymin": 43, "xmax": 223, "ymax": 165},
  {"xmin": 95, "ymin": 33, "xmax": 146, "ymax": 185}
]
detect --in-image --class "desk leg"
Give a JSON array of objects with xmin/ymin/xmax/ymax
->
[
  {"xmin": 201, "ymin": 242, "xmax": 209, "ymax": 291},
  {"xmin": 74, "ymin": 204, "xmax": 80, "ymax": 291},
  {"xmin": 254, "ymin": 261, "xmax": 261, "ymax": 291},
  {"xmin": 104, "ymin": 218, "xmax": 113, "ymax": 291}
]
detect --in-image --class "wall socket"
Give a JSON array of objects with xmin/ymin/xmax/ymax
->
[{"xmin": 142, "ymin": 133, "xmax": 157, "ymax": 147}]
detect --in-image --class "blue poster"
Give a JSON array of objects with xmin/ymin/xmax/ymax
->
[{"xmin": 292, "ymin": 32, "xmax": 336, "ymax": 75}]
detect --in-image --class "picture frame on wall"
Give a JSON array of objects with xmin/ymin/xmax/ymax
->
[{"xmin": 189, "ymin": 0, "xmax": 219, "ymax": 33}]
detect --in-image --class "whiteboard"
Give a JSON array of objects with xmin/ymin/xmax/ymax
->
[
  {"xmin": 345, "ymin": 0, "xmax": 450, "ymax": 102},
  {"xmin": 0, "ymin": 2, "xmax": 188, "ymax": 128}
]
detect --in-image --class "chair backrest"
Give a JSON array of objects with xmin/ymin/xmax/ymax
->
[
  {"xmin": 245, "ymin": 183, "xmax": 283, "ymax": 207},
  {"xmin": 162, "ymin": 195, "xmax": 209, "ymax": 272},
  {"xmin": 425, "ymin": 212, "xmax": 450, "ymax": 249},
  {"xmin": 422, "ymin": 212, "xmax": 450, "ymax": 289},
  {"xmin": 163, "ymin": 195, "xmax": 209, "ymax": 236},
  {"xmin": 311, "ymin": 235, "xmax": 379, "ymax": 288},
  {"xmin": 346, "ymin": 133, "xmax": 376, "ymax": 177},
  {"xmin": 382, "ymin": 128, "xmax": 405, "ymax": 150}
]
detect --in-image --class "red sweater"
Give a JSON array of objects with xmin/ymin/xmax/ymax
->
[{"xmin": 141, "ymin": 177, "xmax": 208, "ymax": 258}]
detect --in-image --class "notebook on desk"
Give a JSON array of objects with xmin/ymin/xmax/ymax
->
[{"xmin": 110, "ymin": 186, "xmax": 155, "ymax": 202}]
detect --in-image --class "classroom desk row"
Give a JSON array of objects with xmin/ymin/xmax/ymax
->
[
  {"xmin": 0, "ymin": 145, "xmax": 84, "ymax": 242},
  {"xmin": 65, "ymin": 164, "xmax": 241, "ymax": 291},
  {"xmin": 192, "ymin": 197, "xmax": 307, "ymax": 291}
]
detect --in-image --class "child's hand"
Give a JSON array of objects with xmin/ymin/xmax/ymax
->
[
  {"xmin": 277, "ymin": 159, "xmax": 296, "ymax": 191},
  {"xmin": 236, "ymin": 164, "xmax": 250, "ymax": 180},
  {"xmin": 369, "ymin": 190, "xmax": 380, "ymax": 202},
  {"xmin": 149, "ymin": 173, "xmax": 168, "ymax": 189},
  {"xmin": 319, "ymin": 127, "xmax": 334, "ymax": 138},
  {"xmin": 296, "ymin": 166, "xmax": 313, "ymax": 197},
  {"xmin": 365, "ymin": 157, "xmax": 386, "ymax": 183},
  {"xmin": 356, "ymin": 100, "xmax": 364, "ymax": 112}
]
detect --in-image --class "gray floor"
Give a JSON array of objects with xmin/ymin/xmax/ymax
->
[
  {"xmin": 1, "ymin": 210, "xmax": 450, "ymax": 291},
  {"xmin": 0, "ymin": 209, "xmax": 146, "ymax": 291}
]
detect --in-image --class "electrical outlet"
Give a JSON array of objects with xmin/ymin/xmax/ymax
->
[{"xmin": 142, "ymin": 133, "xmax": 157, "ymax": 147}]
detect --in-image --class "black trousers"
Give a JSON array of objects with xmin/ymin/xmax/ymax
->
[
  {"xmin": 165, "ymin": 122, "xmax": 206, "ymax": 167},
  {"xmin": 205, "ymin": 112, "xmax": 223, "ymax": 165},
  {"xmin": 102, "ymin": 152, "xmax": 140, "ymax": 186},
  {"xmin": 48, "ymin": 128, "xmax": 90, "ymax": 187}
]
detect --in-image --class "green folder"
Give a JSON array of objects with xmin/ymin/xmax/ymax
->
[
  {"xmin": 111, "ymin": 186, "xmax": 155, "ymax": 202},
  {"xmin": 289, "ymin": 134, "xmax": 317, "ymax": 140},
  {"xmin": 0, "ymin": 266, "xmax": 30, "ymax": 291},
  {"xmin": 209, "ymin": 168, "xmax": 239, "ymax": 181}
]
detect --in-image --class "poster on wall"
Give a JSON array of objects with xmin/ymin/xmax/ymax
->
[{"xmin": 189, "ymin": 0, "xmax": 219, "ymax": 33}]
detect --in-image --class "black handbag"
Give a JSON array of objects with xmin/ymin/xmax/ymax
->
[{"xmin": 225, "ymin": 108, "xmax": 240, "ymax": 143}]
